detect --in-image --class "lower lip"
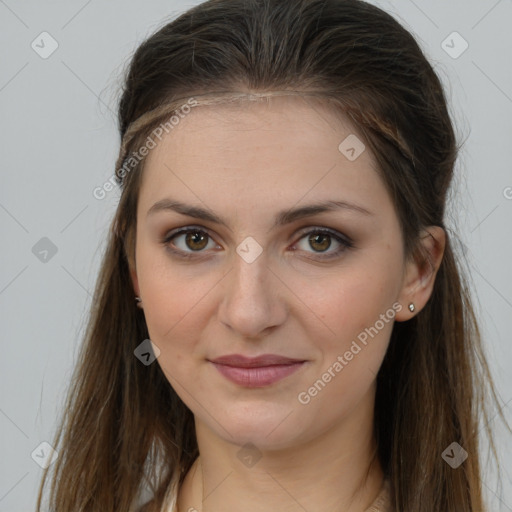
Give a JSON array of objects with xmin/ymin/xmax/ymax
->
[{"xmin": 210, "ymin": 361, "xmax": 305, "ymax": 387}]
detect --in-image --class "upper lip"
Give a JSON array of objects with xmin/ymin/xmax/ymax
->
[{"xmin": 209, "ymin": 354, "xmax": 306, "ymax": 368}]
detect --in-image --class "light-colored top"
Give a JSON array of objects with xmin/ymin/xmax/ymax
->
[
  {"xmin": 158, "ymin": 476, "xmax": 392, "ymax": 512},
  {"xmin": 364, "ymin": 478, "xmax": 392, "ymax": 512}
]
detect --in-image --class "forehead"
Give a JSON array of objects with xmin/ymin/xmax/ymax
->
[
  {"xmin": 146, "ymin": 94, "xmax": 371, "ymax": 158},
  {"xmin": 138, "ymin": 95, "xmax": 387, "ymax": 219}
]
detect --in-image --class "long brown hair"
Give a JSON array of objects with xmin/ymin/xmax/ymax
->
[{"xmin": 36, "ymin": 0, "xmax": 509, "ymax": 510}]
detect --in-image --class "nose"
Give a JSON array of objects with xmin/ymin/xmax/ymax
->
[{"xmin": 217, "ymin": 249, "xmax": 288, "ymax": 339}]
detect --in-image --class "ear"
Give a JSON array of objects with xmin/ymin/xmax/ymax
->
[{"xmin": 394, "ymin": 226, "xmax": 446, "ymax": 321}]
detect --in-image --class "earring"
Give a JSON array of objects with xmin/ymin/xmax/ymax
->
[
  {"xmin": 408, "ymin": 302, "xmax": 415, "ymax": 312},
  {"xmin": 135, "ymin": 296, "xmax": 143, "ymax": 308}
]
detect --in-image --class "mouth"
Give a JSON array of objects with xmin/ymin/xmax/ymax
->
[{"xmin": 208, "ymin": 354, "xmax": 307, "ymax": 387}]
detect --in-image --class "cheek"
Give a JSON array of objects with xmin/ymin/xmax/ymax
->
[
  {"xmin": 295, "ymin": 258, "xmax": 402, "ymax": 402},
  {"xmin": 136, "ymin": 248, "xmax": 219, "ymax": 350},
  {"xmin": 304, "ymin": 264, "xmax": 400, "ymax": 340},
  {"xmin": 294, "ymin": 270, "xmax": 397, "ymax": 422}
]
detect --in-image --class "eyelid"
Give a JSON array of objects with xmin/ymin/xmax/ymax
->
[
  {"xmin": 294, "ymin": 225, "xmax": 353, "ymax": 245},
  {"xmin": 292, "ymin": 226, "xmax": 354, "ymax": 260},
  {"xmin": 160, "ymin": 227, "xmax": 217, "ymax": 262},
  {"xmin": 162, "ymin": 224, "xmax": 354, "ymax": 259},
  {"xmin": 162, "ymin": 225, "xmax": 222, "ymax": 250}
]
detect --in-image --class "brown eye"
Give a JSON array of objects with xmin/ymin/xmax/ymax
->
[
  {"xmin": 294, "ymin": 228, "xmax": 354, "ymax": 260},
  {"xmin": 308, "ymin": 233, "xmax": 332, "ymax": 252},
  {"xmin": 163, "ymin": 228, "xmax": 218, "ymax": 256},
  {"xmin": 184, "ymin": 231, "xmax": 209, "ymax": 251}
]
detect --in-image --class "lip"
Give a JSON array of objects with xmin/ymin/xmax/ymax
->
[
  {"xmin": 208, "ymin": 354, "xmax": 307, "ymax": 387},
  {"xmin": 210, "ymin": 354, "xmax": 305, "ymax": 367}
]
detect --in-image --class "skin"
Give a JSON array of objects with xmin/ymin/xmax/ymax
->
[{"xmin": 129, "ymin": 94, "xmax": 445, "ymax": 512}]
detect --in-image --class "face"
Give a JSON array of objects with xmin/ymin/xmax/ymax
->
[{"xmin": 130, "ymin": 95, "xmax": 411, "ymax": 450}]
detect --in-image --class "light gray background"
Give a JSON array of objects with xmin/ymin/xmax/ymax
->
[{"xmin": 0, "ymin": 1, "xmax": 511, "ymax": 510}]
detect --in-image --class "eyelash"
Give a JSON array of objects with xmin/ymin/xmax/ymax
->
[{"xmin": 161, "ymin": 225, "xmax": 355, "ymax": 261}]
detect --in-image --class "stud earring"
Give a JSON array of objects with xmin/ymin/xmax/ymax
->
[
  {"xmin": 408, "ymin": 302, "xmax": 415, "ymax": 312},
  {"xmin": 135, "ymin": 296, "xmax": 143, "ymax": 308}
]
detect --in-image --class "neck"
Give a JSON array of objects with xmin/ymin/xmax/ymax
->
[{"xmin": 177, "ymin": 386, "xmax": 384, "ymax": 512}]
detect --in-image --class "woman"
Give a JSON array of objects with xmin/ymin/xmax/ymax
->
[{"xmin": 36, "ymin": 0, "xmax": 508, "ymax": 510}]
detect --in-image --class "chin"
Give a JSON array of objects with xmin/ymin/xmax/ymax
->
[{"xmin": 207, "ymin": 403, "xmax": 309, "ymax": 452}]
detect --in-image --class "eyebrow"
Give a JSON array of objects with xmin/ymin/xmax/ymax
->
[{"xmin": 147, "ymin": 198, "xmax": 373, "ymax": 230}]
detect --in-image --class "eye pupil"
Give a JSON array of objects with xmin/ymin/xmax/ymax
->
[
  {"xmin": 309, "ymin": 233, "xmax": 331, "ymax": 252},
  {"xmin": 186, "ymin": 231, "xmax": 208, "ymax": 251}
]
